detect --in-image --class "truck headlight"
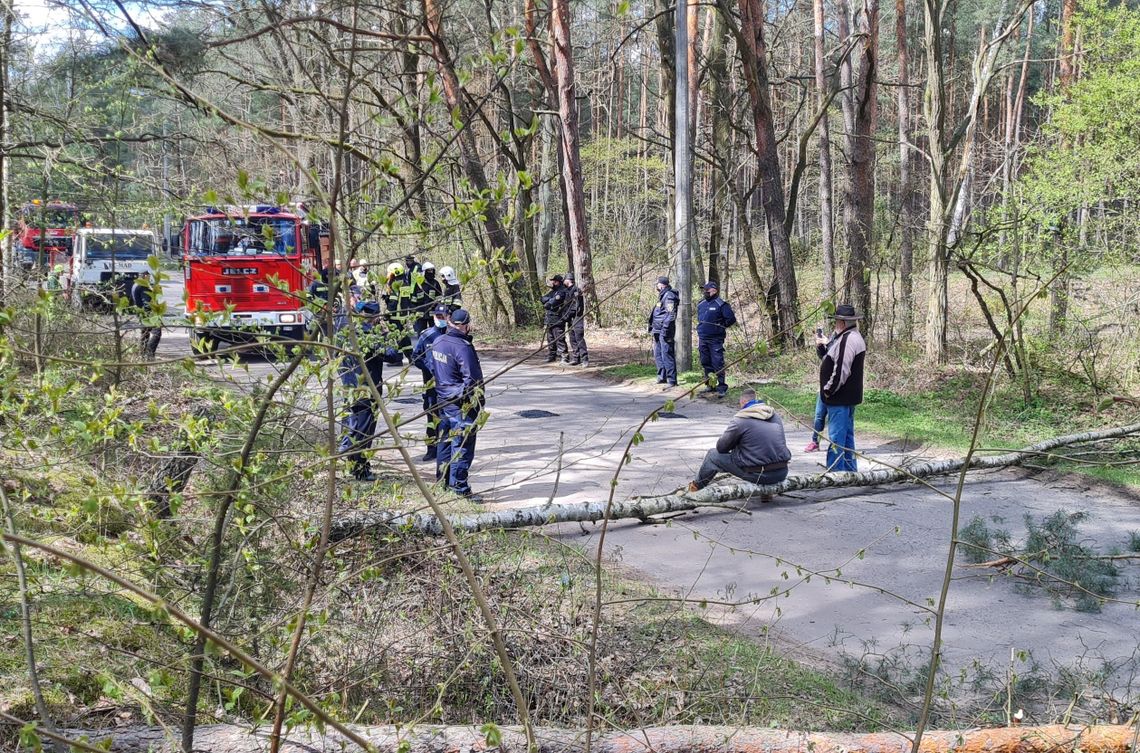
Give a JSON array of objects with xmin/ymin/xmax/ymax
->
[{"xmin": 278, "ymin": 313, "xmax": 297, "ymax": 324}]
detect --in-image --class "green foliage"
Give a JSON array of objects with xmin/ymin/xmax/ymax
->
[
  {"xmin": 1020, "ymin": 510, "xmax": 1119, "ymax": 612},
  {"xmin": 957, "ymin": 515, "xmax": 1013, "ymax": 564}
]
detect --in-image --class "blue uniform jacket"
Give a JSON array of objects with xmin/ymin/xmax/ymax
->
[
  {"xmin": 649, "ymin": 286, "xmax": 680, "ymax": 334},
  {"xmin": 431, "ymin": 328, "xmax": 485, "ymax": 406},
  {"xmin": 412, "ymin": 325, "xmax": 445, "ymax": 373},
  {"xmin": 696, "ymin": 296, "xmax": 737, "ymax": 340}
]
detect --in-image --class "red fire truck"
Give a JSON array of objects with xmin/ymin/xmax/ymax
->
[
  {"xmin": 182, "ymin": 205, "xmax": 323, "ymax": 349},
  {"xmin": 15, "ymin": 200, "xmax": 81, "ymax": 271}
]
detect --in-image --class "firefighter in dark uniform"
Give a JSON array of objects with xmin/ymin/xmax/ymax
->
[
  {"xmin": 337, "ymin": 300, "xmax": 387, "ymax": 482},
  {"xmin": 130, "ymin": 270, "xmax": 162, "ymax": 360},
  {"xmin": 410, "ymin": 262, "xmax": 444, "ymax": 335},
  {"xmin": 431, "ymin": 309, "xmax": 485, "ymax": 500},
  {"xmin": 412, "ymin": 303, "xmax": 450, "ymax": 461},
  {"xmin": 696, "ymin": 280, "xmax": 737, "ymax": 396},
  {"xmin": 562, "ymin": 273, "xmax": 589, "ymax": 366},
  {"xmin": 542, "ymin": 274, "xmax": 572, "ymax": 363},
  {"xmin": 648, "ymin": 275, "xmax": 680, "ymax": 387}
]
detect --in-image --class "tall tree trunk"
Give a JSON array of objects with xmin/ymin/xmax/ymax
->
[
  {"xmin": 1049, "ymin": 0, "xmax": 1077, "ymax": 331},
  {"xmin": 843, "ymin": 0, "xmax": 879, "ymax": 329},
  {"xmin": 730, "ymin": 0, "xmax": 802, "ymax": 346},
  {"xmin": 423, "ymin": 0, "xmax": 537, "ymax": 325},
  {"xmin": 674, "ymin": 0, "xmax": 694, "ymax": 371},
  {"xmin": 536, "ymin": 118, "xmax": 556, "ymax": 281},
  {"xmin": 551, "ymin": 0, "xmax": 598, "ymax": 316},
  {"xmin": 895, "ymin": 0, "xmax": 915, "ymax": 339},
  {"xmin": 707, "ymin": 5, "xmax": 731, "ymax": 287},
  {"xmin": 814, "ymin": 0, "xmax": 836, "ymax": 301},
  {"xmin": 922, "ymin": 0, "xmax": 951, "ymax": 362},
  {"xmin": 655, "ymin": 0, "xmax": 677, "ymax": 246}
]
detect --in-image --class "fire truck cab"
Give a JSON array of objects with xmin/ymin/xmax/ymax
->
[
  {"xmin": 182, "ymin": 206, "xmax": 319, "ymax": 348},
  {"xmin": 16, "ymin": 200, "xmax": 81, "ymax": 271}
]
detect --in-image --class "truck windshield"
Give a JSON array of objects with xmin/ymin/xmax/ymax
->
[
  {"xmin": 86, "ymin": 234, "xmax": 156, "ymax": 259},
  {"xmin": 188, "ymin": 217, "xmax": 298, "ymax": 256}
]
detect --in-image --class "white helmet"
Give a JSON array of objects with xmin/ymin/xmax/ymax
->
[
  {"xmin": 387, "ymin": 261, "xmax": 405, "ymax": 277},
  {"xmin": 439, "ymin": 266, "xmax": 458, "ymax": 285},
  {"xmin": 421, "ymin": 261, "xmax": 436, "ymax": 272}
]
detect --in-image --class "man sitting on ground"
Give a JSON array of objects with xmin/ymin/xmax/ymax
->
[{"xmin": 687, "ymin": 388, "xmax": 791, "ymax": 501}]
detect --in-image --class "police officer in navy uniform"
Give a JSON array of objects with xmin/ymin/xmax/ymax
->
[
  {"xmin": 412, "ymin": 303, "xmax": 450, "ymax": 461},
  {"xmin": 431, "ymin": 309, "xmax": 486, "ymax": 500},
  {"xmin": 542, "ymin": 274, "xmax": 572, "ymax": 363},
  {"xmin": 648, "ymin": 275, "xmax": 680, "ymax": 388},
  {"xmin": 338, "ymin": 300, "xmax": 388, "ymax": 482},
  {"xmin": 562, "ymin": 273, "xmax": 589, "ymax": 366},
  {"xmin": 696, "ymin": 281, "xmax": 737, "ymax": 396}
]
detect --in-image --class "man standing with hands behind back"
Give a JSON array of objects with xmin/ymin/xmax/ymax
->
[
  {"xmin": 815, "ymin": 304, "xmax": 867, "ymax": 473},
  {"xmin": 648, "ymin": 275, "xmax": 680, "ymax": 388}
]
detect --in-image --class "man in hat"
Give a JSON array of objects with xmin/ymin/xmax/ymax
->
[
  {"xmin": 431, "ymin": 309, "xmax": 486, "ymax": 500},
  {"xmin": 561, "ymin": 272, "xmax": 589, "ymax": 366},
  {"xmin": 338, "ymin": 300, "xmax": 388, "ymax": 482},
  {"xmin": 696, "ymin": 281, "xmax": 737, "ymax": 396},
  {"xmin": 412, "ymin": 302, "xmax": 451, "ymax": 461},
  {"xmin": 648, "ymin": 276, "xmax": 680, "ymax": 388},
  {"xmin": 815, "ymin": 304, "xmax": 867, "ymax": 472},
  {"xmin": 686, "ymin": 388, "xmax": 790, "ymax": 502},
  {"xmin": 541, "ymin": 274, "xmax": 572, "ymax": 363}
]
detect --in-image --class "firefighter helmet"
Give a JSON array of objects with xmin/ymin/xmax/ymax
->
[
  {"xmin": 439, "ymin": 266, "xmax": 458, "ymax": 285},
  {"xmin": 387, "ymin": 262, "xmax": 405, "ymax": 278}
]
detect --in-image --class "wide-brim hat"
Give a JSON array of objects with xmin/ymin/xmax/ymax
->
[{"xmin": 831, "ymin": 304, "xmax": 863, "ymax": 321}]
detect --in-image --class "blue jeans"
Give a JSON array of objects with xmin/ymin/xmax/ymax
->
[
  {"xmin": 653, "ymin": 332, "xmax": 677, "ymax": 384},
  {"xmin": 698, "ymin": 337, "xmax": 727, "ymax": 391},
  {"xmin": 812, "ymin": 395, "xmax": 826, "ymax": 443},
  {"xmin": 436, "ymin": 403, "xmax": 478, "ymax": 494},
  {"xmin": 824, "ymin": 404, "xmax": 857, "ymax": 472}
]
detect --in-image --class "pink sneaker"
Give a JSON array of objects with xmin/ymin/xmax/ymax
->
[{"xmin": 803, "ymin": 441, "xmax": 820, "ymax": 453}]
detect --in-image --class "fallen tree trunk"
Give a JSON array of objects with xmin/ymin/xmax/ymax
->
[
  {"xmin": 332, "ymin": 423, "xmax": 1140, "ymax": 540},
  {"xmin": 57, "ymin": 723, "xmax": 1139, "ymax": 753}
]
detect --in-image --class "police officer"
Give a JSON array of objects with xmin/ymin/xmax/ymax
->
[
  {"xmin": 131, "ymin": 270, "xmax": 163, "ymax": 360},
  {"xmin": 542, "ymin": 274, "xmax": 572, "ymax": 363},
  {"xmin": 562, "ymin": 273, "xmax": 589, "ymax": 366},
  {"xmin": 696, "ymin": 281, "xmax": 737, "ymax": 396},
  {"xmin": 412, "ymin": 303, "xmax": 450, "ymax": 461},
  {"xmin": 431, "ymin": 309, "xmax": 485, "ymax": 500},
  {"xmin": 337, "ymin": 300, "xmax": 387, "ymax": 482},
  {"xmin": 648, "ymin": 275, "xmax": 680, "ymax": 388}
]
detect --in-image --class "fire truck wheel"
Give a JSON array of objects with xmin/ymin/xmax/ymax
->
[{"xmin": 190, "ymin": 330, "xmax": 216, "ymax": 356}]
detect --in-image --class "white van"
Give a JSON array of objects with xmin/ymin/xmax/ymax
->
[{"xmin": 69, "ymin": 228, "xmax": 158, "ymax": 309}]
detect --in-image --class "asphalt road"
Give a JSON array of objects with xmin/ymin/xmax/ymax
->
[{"xmin": 154, "ymin": 274, "xmax": 1140, "ymax": 693}]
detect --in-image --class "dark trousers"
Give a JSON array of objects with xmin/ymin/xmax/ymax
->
[
  {"xmin": 698, "ymin": 337, "xmax": 726, "ymax": 391},
  {"xmin": 139, "ymin": 326, "xmax": 162, "ymax": 360},
  {"xmin": 339, "ymin": 398, "xmax": 377, "ymax": 472},
  {"xmin": 436, "ymin": 403, "xmax": 478, "ymax": 494},
  {"xmin": 693, "ymin": 450, "xmax": 788, "ymax": 489},
  {"xmin": 546, "ymin": 322, "xmax": 568, "ymax": 360},
  {"xmin": 653, "ymin": 333, "xmax": 677, "ymax": 384},
  {"xmin": 567, "ymin": 318, "xmax": 588, "ymax": 363},
  {"xmin": 419, "ymin": 366, "xmax": 439, "ymax": 449}
]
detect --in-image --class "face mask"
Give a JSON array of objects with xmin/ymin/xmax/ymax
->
[
  {"xmin": 434, "ymin": 318, "xmax": 447, "ymax": 329},
  {"xmin": 704, "ymin": 291, "xmax": 716, "ymax": 299}
]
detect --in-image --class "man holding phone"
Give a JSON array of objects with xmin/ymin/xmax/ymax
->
[{"xmin": 815, "ymin": 305, "xmax": 866, "ymax": 472}]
